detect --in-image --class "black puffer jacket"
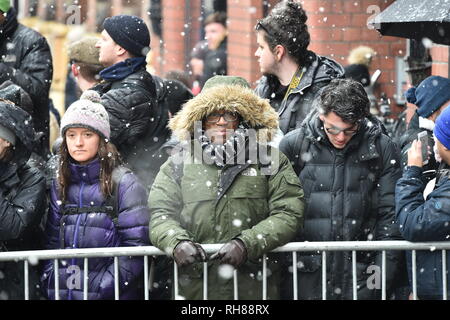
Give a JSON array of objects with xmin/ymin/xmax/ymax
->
[
  {"xmin": 0, "ymin": 101, "xmax": 47, "ymax": 300},
  {"xmin": 92, "ymin": 67, "xmax": 170, "ymax": 189},
  {"xmin": 279, "ymin": 112, "xmax": 403, "ymax": 300},
  {"xmin": 255, "ymin": 52, "xmax": 344, "ymax": 134},
  {"xmin": 0, "ymin": 8, "xmax": 53, "ymax": 158}
]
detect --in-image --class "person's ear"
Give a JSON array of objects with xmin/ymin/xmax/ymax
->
[
  {"xmin": 71, "ymin": 63, "xmax": 79, "ymax": 77},
  {"xmin": 116, "ymin": 45, "xmax": 127, "ymax": 57},
  {"xmin": 274, "ymin": 45, "xmax": 285, "ymax": 61}
]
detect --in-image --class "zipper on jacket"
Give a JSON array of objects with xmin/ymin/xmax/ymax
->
[{"xmin": 68, "ymin": 181, "xmax": 85, "ymax": 300}]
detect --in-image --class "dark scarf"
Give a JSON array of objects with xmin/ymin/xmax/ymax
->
[
  {"xmin": 198, "ymin": 126, "xmax": 251, "ymax": 168},
  {"xmin": 99, "ymin": 57, "xmax": 146, "ymax": 81},
  {"xmin": 0, "ymin": 8, "xmax": 18, "ymax": 42}
]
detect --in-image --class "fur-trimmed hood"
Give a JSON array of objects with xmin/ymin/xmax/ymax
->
[{"xmin": 169, "ymin": 85, "xmax": 279, "ymax": 142}]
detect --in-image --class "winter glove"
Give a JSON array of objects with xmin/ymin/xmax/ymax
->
[
  {"xmin": 173, "ymin": 240, "xmax": 207, "ymax": 267},
  {"xmin": 210, "ymin": 239, "xmax": 247, "ymax": 268}
]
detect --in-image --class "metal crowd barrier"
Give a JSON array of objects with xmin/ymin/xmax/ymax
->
[{"xmin": 0, "ymin": 241, "xmax": 449, "ymax": 300}]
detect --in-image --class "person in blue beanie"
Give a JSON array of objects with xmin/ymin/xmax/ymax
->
[
  {"xmin": 395, "ymin": 104, "xmax": 450, "ymax": 300},
  {"xmin": 398, "ymin": 76, "xmax": 450, "ymax": 177},
  {"xmin": 93, "ymin": 15, "xmax": 170, "ymax": 190}
]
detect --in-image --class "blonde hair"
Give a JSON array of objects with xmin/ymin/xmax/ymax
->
[{"xmin": 347, "ymin": 46, "xmax": 375, "ymax": 67}]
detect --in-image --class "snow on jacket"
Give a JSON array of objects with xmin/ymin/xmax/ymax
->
[
  {"xmin": 0, "ymin": 7, "xmax": 53, "ymax": 158},
  {"xmin": 41, "ymin": 159, "xmax": 150, "ymax": 300},
  {"xmin": 255, "ymin": 52, "xmax": 344, "ymax": 134},
  {"xmin": 149, "ymin": 84, "xmax": 304, "ymax": 299},
  {"xmin": 92, "ymin": 67, "xmax": 170, "ymax": 189},
  {"xmin": 395, "ymin": 165, "xmax": 450, "ymax": 299},
  {"xmin": 279, "ymin": 112, "xmax": 403, "ymax": 299}
]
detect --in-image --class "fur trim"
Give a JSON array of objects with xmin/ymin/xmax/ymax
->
[{"xmin": 169, "ymin": 85, "xmax": 279, "ymax": 142}]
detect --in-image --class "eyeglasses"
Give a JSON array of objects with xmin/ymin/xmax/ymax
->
[
  {"xmin": 205, "ymin": 112, "xmax": 238, "ymax": 123},
  {"xmin": 324, "ymin": 125, "xmax": 359, "ymax": 136}
]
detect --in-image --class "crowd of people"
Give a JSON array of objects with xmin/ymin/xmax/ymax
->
[{"xmin": 0, "ymin": 0, "xmax": 449, "ymax": 301}]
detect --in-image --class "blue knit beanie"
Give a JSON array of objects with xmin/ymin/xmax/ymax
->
[
  {"xmin": 405, "ymin": 76, "xmax": 450, "ymax": 118},
  {"xmin": 103, "ymin": 15, "xmax": 150, "ymax": 57},
  {"xmin": 434, "ymin": 106, "xmax": 450, "ymax": 149}
]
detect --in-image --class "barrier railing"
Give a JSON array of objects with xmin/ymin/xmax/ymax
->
[{"xmin": 0, "ymin": 241, "xmax": 449, "ymax": 300}]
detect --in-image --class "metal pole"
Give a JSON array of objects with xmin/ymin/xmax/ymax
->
[
  {"xmin": 144, "ymin": 256, "xmax": 149, "ymax": 300},
  {"xmin": 83, "ymin": 258, "xmax": 88, "ymax": 300},
  {"xmin": 443, "ymin": 250, "xmax": 447, "ymax": 300},
  {"xmin": 114, "ymin": 257, "xmax": 119, "ymax": 300},
  {"xmin": 352, "ymin": 251, "xmax": 357, "ymax": 300},
  {"xmin": 54, "ymin": 259, "xmax": 59, "ymax": 300},
  {"xmin": 24, "ymin": 260, "xmax": 29, "ymax": 300},
  {"xmin": 203, "ymin": 262, "xmax": 208, "ymax": 300},
  {"xmin": 322, "ymin": 251, "xmax": 327, "ymax": 300},
  {"xmin": 174, "ymin": 262, "xmax": 179, "ymax": 299},
  {"xmin": 293, "ymin": 251, "xmax": 298, "ymax": 300},
  {"xmin": 382, "ymin": 251, "xmax": 386, "ymax": 300},
  {"xmin": 262, "ymin": 254, "xmax": 267, "ymax": 300},
  {"xmin": 233, "ymin": 269, "xmax": 238, "ymax": 300},
  {"xmin": 412, "ymin": 250, "xmax": 417, "ymax": 300}
]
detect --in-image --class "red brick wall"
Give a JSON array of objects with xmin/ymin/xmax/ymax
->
[
  {"xmin": 431, "ymin": 45, "xmax": 449, "ymax": 77},
  {"xmin": 301, "ymin": 0, "xmax": 406, "ymax": 114}
]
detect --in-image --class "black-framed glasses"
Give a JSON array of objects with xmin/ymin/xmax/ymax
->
[
  {"xmin": 205, "ymin": 112, "xmax": 238, "ymax": 123},
  {"xmin": 324, "ymin": 125, "xmax": 359, "ymax": 136}
]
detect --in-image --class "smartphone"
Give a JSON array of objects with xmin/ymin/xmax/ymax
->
[{"xmin": 418, "ymin": 131, "xmax": 429, "ymax": 165}]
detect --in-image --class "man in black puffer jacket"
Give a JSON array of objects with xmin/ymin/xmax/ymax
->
[
  {"xmin": 279, "ymin": 79, "xmax": 404, "ymax": 300},
  {"xmin": 0, "ymin": 4, "xmax": 53, "ymax": 159},
  {"xmin": 93, "ymin": 15, "xmax": 170, "ymax": 190},
  {"xmin": 254, "ymin": 1, "xmax": 344, "ymax": 135}
]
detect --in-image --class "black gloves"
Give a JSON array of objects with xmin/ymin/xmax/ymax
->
[
  {"xmin": 210, "ymin": 239, "xmax": 247, "ymax": 268},
  {"xmin": 173, "ymin": 240, "xmax": 207, "ymax": 267}
]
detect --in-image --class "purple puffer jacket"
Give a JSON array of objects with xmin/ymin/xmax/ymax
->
[{"xmin": 41, "ymin": 159, "xmax": 150, "ymax": 300}]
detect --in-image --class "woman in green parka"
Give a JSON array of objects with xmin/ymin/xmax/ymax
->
[{"xmin": 149, "ymin": 75, "xmax": 304, "ymax": 300}]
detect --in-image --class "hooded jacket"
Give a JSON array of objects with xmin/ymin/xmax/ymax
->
[
  {"xmin": 149, "ymin": 84, "xmax": 304, "ymax": 300},
  {"xmin": 255, "ymin": 52, "xmax": 344, "ymax": 134},
  {"xmin": 92, "ymin": 66, "xmax": 170, "ymax": 189},
  {"xmin": 41, "ymin": 160, "xmax": 150, "ymax": 300},
  {"xmin": 0, "ymin": 8, "xmax": 53, "ymax": 158},
  {"xmin": 396, "ymin": 164, "xmax": 450, "ymax": 299},
  {"xmin": 279, "ymin": 111, "xmax": 403, "ymax": 299},
  {"xmin": 0, "ymin": 100, "xmax": 46, "ymax": 299}
]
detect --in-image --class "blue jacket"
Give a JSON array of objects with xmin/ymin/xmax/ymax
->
[
  {"xmin": 395, "ymin": 165, "xmax": 450, "ymax": 299},
  {"xmin": 41, "ymin": 159, "xmax": 150, "ymax": 300}
]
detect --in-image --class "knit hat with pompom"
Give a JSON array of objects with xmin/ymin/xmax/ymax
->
[{"xmin": 60, "ymin": 90, "xmax": 110, "ymax": 139}]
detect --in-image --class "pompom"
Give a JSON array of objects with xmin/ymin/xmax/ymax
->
[
  {"xmin": 404, "ymin": 87, "xmax": 417, "ymax": 104},
  {"xmin": 80, "ymin": 90, "xmax": 102, "ymax": 103}
]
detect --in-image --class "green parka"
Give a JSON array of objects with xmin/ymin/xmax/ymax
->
[{"xmin": 149, "ymin": 84, "xmax": 304, "ymax": 300}]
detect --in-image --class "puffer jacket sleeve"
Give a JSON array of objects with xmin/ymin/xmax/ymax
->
[
  {"xmin": 99, "ymin": 86, "xmax": 154, "ymax": 148},
  {"xmin": 40, "ymin": 180, "xmax": 63, "ymax": 292},
  {"xmin": 0, "ymin": 34, "xmax": 52, "ymax": 106},
  {"xmin": 149, "ymin": 159, "xmax": 193, "ymax": 256},
  {"xmin": 360, "ymin": 136, "xmax": 404, "ymax": 299},
  {"xmin": 396, "ymin": 165, "xmax": 450, "ymax": 241},
  {"xmin": 0, "ymin": 166, "xmax": 46, "ymax": 241},
  {"xmin": 237, "ymin": 151, "xmax": 305, "ymax": 260},
  {"xmin": 102, "ymin": 172, "xmax": 150, "ymax": 297}
]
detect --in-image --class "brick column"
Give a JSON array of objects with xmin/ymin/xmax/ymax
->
[
  {"xmin": 161, "ymin": 0, "xmax": 188, "ymax": 73},
  {"xmin": 227, "ymin": 0, "xmax": 263, "ymax": 87}
]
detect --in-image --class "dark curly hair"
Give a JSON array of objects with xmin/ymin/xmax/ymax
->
[
  {"xmin": 318, "ymin": 79, "xmax": 370, "ymax": 124},
  {"xmin": 255, "ymin": 1, "xmax": 311, "ymax": 66}
]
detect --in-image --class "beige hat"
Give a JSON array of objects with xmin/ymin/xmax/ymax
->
[{"xmin": 68, "ymin": 37, "xmax": 101, "ymax": 65}]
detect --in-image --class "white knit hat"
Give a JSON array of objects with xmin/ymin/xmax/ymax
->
[{"xmin": 60, "ymin": 90, "xmax": 110, "ymax": 139}]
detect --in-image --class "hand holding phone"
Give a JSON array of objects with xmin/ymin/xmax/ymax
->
[{"xmin": 418, "ymin": 131, "xmax": 429, "ymax": 165}]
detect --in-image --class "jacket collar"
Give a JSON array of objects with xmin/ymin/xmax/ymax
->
[
  {"xmin": 1, "ymin": 7, "xmax": 18, "ymax": 41},
  {"xmin": 69, "ymin": 158, "xmax": 101, "ymax": 184},
  {"xmin": 99, "ymin": 57, "xmax": 146, "ymax": 81}
]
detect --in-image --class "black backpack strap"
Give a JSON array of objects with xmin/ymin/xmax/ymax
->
[
  {"xmin": 291, "ymin": 129, "xmax": 310, "ymax": 176},
  {"xmin": 104, "ymin": 166, "xmax": 132, "ymax": 226}
]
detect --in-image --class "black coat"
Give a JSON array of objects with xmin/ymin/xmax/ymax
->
[
  {"xmin": 0, "ymin": 8, "xmax": 53, "ymax": 158},
  {"xmin": 279, "ymin": 113, "xmax": 404, "ymax": 299},
  {"xmin": 255, "ymin": 52, "xmax": 344, "ymax": 134},
  {"xmin": 0, "ymin": 101, "xmax": 47, "ymax": 299},
  {"xmin": 92, "ymin": 67, "xmax": 170, "ymax": 189}
]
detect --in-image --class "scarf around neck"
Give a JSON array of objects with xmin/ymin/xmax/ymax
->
[{"xmin": 99, "ymin": 57, "xmax": 146, "ymax": 81}]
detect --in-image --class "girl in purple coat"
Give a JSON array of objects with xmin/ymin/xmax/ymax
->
[{"xmin": 41, "ymin": 91, "xmax": 150, "ymax": 300}]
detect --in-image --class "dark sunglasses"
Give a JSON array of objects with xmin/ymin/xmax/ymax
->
[{"xmin": 205, "ymin": 112, "xmax": 239, "ymax": 123}]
